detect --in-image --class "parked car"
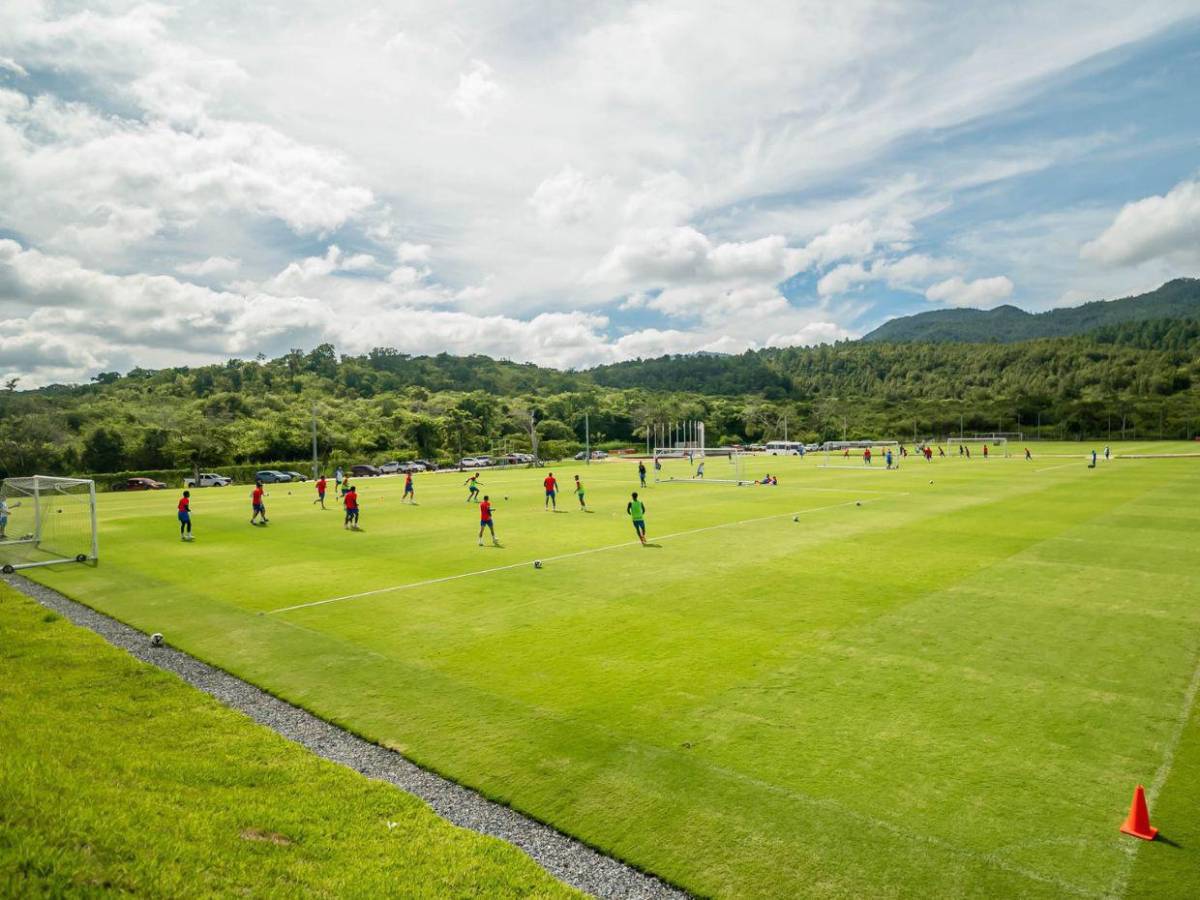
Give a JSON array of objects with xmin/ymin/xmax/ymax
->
[
  {"xmin": 475, "ymin": 456, "xmax": 493, "ymax": 467},
  {"xmin": 414, "ymin": 459, "xmax": 440, "ymax": 471},
  {"xmin": 113, "ymin": 477, "xmax": 167, "ymax": 491},
  {"xmin": 378, "ymin": 461, "xmax": 402, "ymax": 474},
  {"xmin": 398, "ymin": 462, "xmax": 426, "ymax": 474},
  {"xmin": 183, "ymin": 473, "xmax": 232, "ymax": 488},
  {"xmin": 255, "ymin": 470, "xmax": 292, "ymax": 483},
  {"xmin": 285, "ymin": 471, "xmax": 309, "ymax": 482},
  {"xmin": 459, "ymin": 457, "xmax": 481, "ymax": 467},
  {"xmin": 352, "ymin": 464, "xmax": 381, "ymax": 477}
]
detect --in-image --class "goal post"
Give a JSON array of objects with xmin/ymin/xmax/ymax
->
[
  {"xmin": 0, "ymin": 475, "xmax": 98, "ymax": 573},
  {"xmin": 818, "ymin": 440, "xmax": 901, "ymax": 469},
  {"xmin": 652, "ymin": 447, "xmax": 750, "ymax": 485},
  {"xmin": 946, "ymin": 436, "xmax": 1010, "ymax": 457}
]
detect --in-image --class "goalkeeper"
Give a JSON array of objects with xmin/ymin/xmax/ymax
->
[{"xmin": 0, "ymin": 496, "xmax": 20, "ymax": 540}]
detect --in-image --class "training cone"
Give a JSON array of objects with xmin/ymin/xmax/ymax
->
[{"xmin": 1119, "ymin": 785, "xmax": 1158, "ymax": 841}]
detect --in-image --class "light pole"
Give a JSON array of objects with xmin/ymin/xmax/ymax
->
[{"xmin": 311, "ymin": 403, "xmax": 319, "ymax": 479}]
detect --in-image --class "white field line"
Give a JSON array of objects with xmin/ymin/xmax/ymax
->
[
  {"xmin": 1109, "ymin": 646, "xmax": 1200, "ymax": 897},
  {"xmin": 1033, "ymin": 462, "xmax": 1080, "ymax": 474},
  {"xmin": 268, "ymin": 499, "xmax": 869, "ymax": 615}
]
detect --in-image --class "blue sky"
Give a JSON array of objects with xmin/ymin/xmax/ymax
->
[{"xmin": 1, "ymin": 2, "xmax": 1199, "ymax": 384}]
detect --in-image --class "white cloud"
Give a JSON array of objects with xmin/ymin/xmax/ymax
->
[
  {"xmin": 529, "ymin": 166, "xmax": 607, "ymax": 226},
  {"xmin": 396, "ymin": 242, "xmax": 432, "ymax": 264},
  {"xmin": 816, "ymin": 253, "xmax": 957, "ymax": 297},
  {"xmin": 925, "ymin": 275, "xmax": 1014, "ymax": 308},
  {"xmin": 451, "ymin": 60, "xmax": 503, "ymax": 119},
  {"xmin": 177, "ymin": 256, "xmax": 241, "ymax": 278},
  {"xmin": 0, "ymin": 56, "xmax": 27, "ymax": 77},
  {"xmin": 1081, "ymin": 178, "xmax": 1200, "ymax": 268}
]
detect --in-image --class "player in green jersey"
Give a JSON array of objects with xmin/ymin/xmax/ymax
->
[{"xmin": 626, "ymin": 491, "xmax": 647, "ymax": 545}]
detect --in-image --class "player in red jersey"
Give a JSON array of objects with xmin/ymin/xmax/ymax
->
[
  {"xmin": 177, "ymin": 490, "xmax": 193, "ymax": 541},
  {"xmin": 313, "ymin": 475, "xmax": 327, "ymax": 508},
  {"xmin": 403, "ymin": 471, "xmax": 415, "ymax": 503},
  {"xmin": 343, "ymin": 484, "xmax": 360, "ymax": 530},
  {"xmin": 543, "ymin": 472, "xmax": 558, "ymax": 510},
  {"xmin": 478, "ymin": 495, "xmax": 499, "ymax": 546},
  {"xmin": 250, "ymin": 481, "xmax": 268, "ymax": 525}
]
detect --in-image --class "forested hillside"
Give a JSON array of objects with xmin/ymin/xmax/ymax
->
[
  {"xmin": 3, "ymin": 317, "xmax": 1198, "ymax": 481},
  {"xmin": 861, "ymin": 278, "xmax": 1200, "ymax": 343}
]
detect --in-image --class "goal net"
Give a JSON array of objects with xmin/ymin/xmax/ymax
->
[
  {"xmin": 946, "ymin": 437, "xmax": 1010, "ymax": 458},
  {"xmin": 818, "ymin": 441, "xmax": 901, "ymax": 469},
  {"xmin": 653, "ymin": 447, "xmax": 749, "ymax": 485},
  {"xmin": 0, "ymin": 476, "xmax": 98, "ymax": 573}
]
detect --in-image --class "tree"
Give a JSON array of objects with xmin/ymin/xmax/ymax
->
[{"xmin": 82, "ymin": 427, "xmax": 126, "ymax": 474}]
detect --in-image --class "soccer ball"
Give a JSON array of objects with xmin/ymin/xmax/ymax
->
[
  {"xmin": 533, "ymin": 560, "xmax": 543, "ymax": 569},
  {"xmin": 855, "ymin": 501, "xmax": 861, "ymax": 507},
  {"xmin": 57, "ymin": 508, "xmax": 63, "ymax": 514},
  {"xmin": 793, "ymin": 516, "xmax": 799, "ymax": 522},
  {"xmin": 150, "ymin": 632, "xmax": 164, "ymax": 647},
  {"xmin": 504, "ymin": 495, "xmax": 509, "ymax": 501},
  {"xmin": 929, "ymin": 480, "xmax": 933, "ymax": 485}
]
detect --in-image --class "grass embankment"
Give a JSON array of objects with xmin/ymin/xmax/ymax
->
[{"xmin": 0, "ymin": 585, "xmax": 576, "ymax": 898}]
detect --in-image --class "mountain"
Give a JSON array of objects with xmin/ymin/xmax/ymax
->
[{"xmin": 861, "ymin": 278, "xmax": 1200, "ymax": 343}]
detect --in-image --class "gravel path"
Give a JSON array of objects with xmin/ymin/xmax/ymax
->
[{"xmin": 3, "ymin": 574, "xmax": 687, "ymax": 900}]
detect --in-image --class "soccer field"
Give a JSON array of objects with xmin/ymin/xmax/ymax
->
[{"xmin": 21, "ymin": 442, "xmax": 1200, "ymax": 898}]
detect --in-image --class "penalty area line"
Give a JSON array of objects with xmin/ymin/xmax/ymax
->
[{"xmin": 267, "ymin": 498, "xmax": 871, "ymax": 616}]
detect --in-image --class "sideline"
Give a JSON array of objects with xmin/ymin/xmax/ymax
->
[
  {"xmin": 1109, "ymin": 646, "xmax": 1200, "ymax": 898},
  {"xmin": 268, "ymin": 499, "xmax": 869, "ymax": 615}
]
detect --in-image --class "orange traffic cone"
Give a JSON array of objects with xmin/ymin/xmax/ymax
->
[{"xmin": 1119, "ymin": 785, "xmax": 1158, "ymax": 841}]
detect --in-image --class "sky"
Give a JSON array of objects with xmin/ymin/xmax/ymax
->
[{"xmin": 1, "ymin": 1, "xmax": 1199, "ymax": 386}]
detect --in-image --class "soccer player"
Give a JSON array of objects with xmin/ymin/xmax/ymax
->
[
  {"xmin": 965, "ymin": 445, "xmax": 971, "ymax": 459},
  {"xmin": 638, "ymin": 461, "xmax": 647, "ymax": 487},
  {"xmin": 178, "ymin": 490, "xmax": 193, "ymax": 541},
  {"xmin": 695, "ymin": 461, "xmax": 705, "ymax": 479},
  {"xmin": 959, "ymin": 443, "xmax": 965, "ymax": 456},
  {"xmin": 250, "ymin": 481, "xmax": 268, "ymax": 525},
  {"xmin": 544, "ymin": 472, "xmax": 558, "ymax": 509},
  {"xmin": 403, "ymin": 471, "xmax": 415, "ymax": 502},
  {"xmin": 574, "ymin": 474, "xmax": 586, "ymax": 509},
  {"xmin": 938, "ymin": 446, "xmax": 946, "ymax": 457},
  {"xmin": 0, "ymin": 496, "xmax": 19, "ymax": 541},
  {"xmin": 464, "ymin": 472, "xmax": 482, "ymax": 502},
  {"xmin": 627, "ymin": 492, "xmax": 647, "ymax": 545},
  {"xmin": 1090, "ymin": 449, "xmax": 1098, "ymax": 468},
  {"xmin": 478, "ymin": 495, "xmax": 499, "ymax": 546},
  {"xmin": 653, "ymin": 457, "xmax": 662, "ymax": 479},
  {"xmin": 313, "ymin": 475, "xmax": 328, "ymax": 508},
  {"xmin": 335, "ymin": 466, "xmax": 343, "ymax": 486},
  {"xmin": 340, "ymin": 476, "xmax": 350, "ymax": 497},
  {"xmin": 982, "ymin": 444, "xmax": 989, "ymax": 459},
  {"xmin": 885, "ymin": 449, "xmax": 893, "ymax": 469},
  {"xmin": 1025, "ymin": 447, "xmax": 1032, "ymax": 460},
  {"xmin": 1104, "ymin": 445, "xmax": 1111, "ymax": 461},
  {"xmin": 343, "ymin": 484, "xmax": 360, "ymax": 529}
]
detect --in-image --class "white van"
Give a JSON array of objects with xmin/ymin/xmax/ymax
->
[{"xmin": 764, "ymin": 441, "xmax": 805, "ymax": 456}]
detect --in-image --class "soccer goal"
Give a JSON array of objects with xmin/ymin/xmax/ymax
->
[
  {"xmin": 818, "ymin": 441, "xmax": 901, "ymax": 469},
  {"xmin": 0, "ymin": 476, "xmax": 98, "ymax": 574},
  {"xmin": 653, "ymin": 447, "xmax": 750, "ymax": 485}
]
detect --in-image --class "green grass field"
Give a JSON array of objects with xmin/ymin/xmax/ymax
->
[
  {"xmin": 15, "ymin": 441, "xmax": 1200, "ymax": 897},
  {"xmin": 0, "ymin": 584, "xmax": 576, "ymax": 898}
]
